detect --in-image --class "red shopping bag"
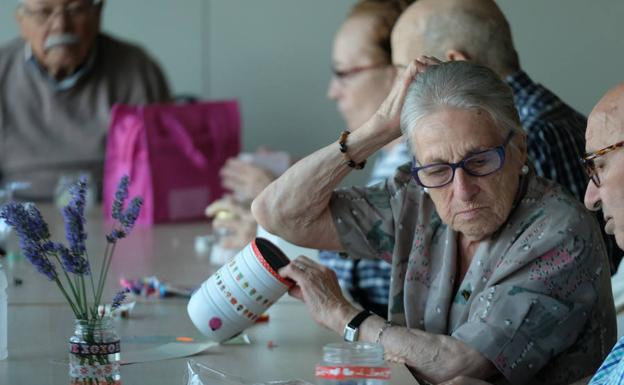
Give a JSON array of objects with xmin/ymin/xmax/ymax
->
[{"xmin": 103, "ymin": 101, "xmax": 241, "ymax": 224}]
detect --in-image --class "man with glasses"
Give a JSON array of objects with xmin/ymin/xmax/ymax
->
[
  {"xmin": 0, "ymin": 0, "xmax": 170, "ymax": 200},
  {"xmin": 582, "ymin": 83, "xmax": 624, "ymax": 384}
]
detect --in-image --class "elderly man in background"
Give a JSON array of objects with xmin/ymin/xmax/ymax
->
[
  {"xmin": 390, "ymin": 0, "xmax": 620, "ymax": 269},
  {"xmin": 0, "ymin": 0, "xmax": 170, "ymax": 200}
]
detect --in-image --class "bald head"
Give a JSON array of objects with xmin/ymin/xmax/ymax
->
[
  {"xmin": 584, "ymin": 83, "xmax": 624, "ymax": 250},
  {"xmin": 586, "ymin": 84, "xmax": 624, "ymax": 152},
  {"xmin": 391, "ymin": 0, "xmax": 519, "ymax": 77}
]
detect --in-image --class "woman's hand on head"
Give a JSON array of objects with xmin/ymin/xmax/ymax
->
[
  {"xmin": 375, "ymin": 56, "xmax": 442, "ymax": 133},
  {"xmin": 279, "ymin": 256, "xmax": 359, "ymax": 332}
]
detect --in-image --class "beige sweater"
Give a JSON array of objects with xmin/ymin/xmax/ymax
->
[{"xmin": 0, "ymin": 33, "xmax": 170, "ymax": 200}]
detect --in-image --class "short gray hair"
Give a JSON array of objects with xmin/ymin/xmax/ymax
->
[{"xmin": 400, "ymin": 61, "xmax": 524, "ymax": 153}]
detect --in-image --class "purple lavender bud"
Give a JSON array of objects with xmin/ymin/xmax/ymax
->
[
  {"xmin": 23, "ymin": 204, "xmax": 51, "ymax": 241},
  {"xmin": 62, "ymin": 205, "xmax": 87, "ymax": 256},
  {"xmin": 1, "ymin": 202, "xmax": 58, "ymax": 281},
  {"xmin": 55, "ymin": 243, "xmax": 90, "ymax": 275},
  {"xmin": 106, "ymin": 229, "xmax": 126, "ymax": 243},
  {"xmin": 19, "ymin": 238, "xmax": 58, "ymax": 281},
  {"xmin": 112, "ymin": 175, "xmax": 130, "ymax": 220},
  {"xmin": 111, "ymin": 288, "xmax": 130, "ymax": 310},
  {"xmin": 1, "ymin": 202, "xmax": 50, "ymax": 243},
  {"xmin": 120, "ymin": 197, "xmax": 143, "ymax": 232},
  {"xmin": 68, "ymin": 177, "xmax": 88, "ymax": 213}
]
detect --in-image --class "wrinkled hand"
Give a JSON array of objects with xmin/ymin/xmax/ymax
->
[
  {"xmin": 438, "ymin": 376, "xmax": 492, "ymax": 385},
  {"xmin": 375, "ymin": 56, "xmax": 442, "ymax": 133},
  {"xmin": 279, "ymin": 256, "xmax": 357, "ymax": 332},
  {"xmin": 220, "ymin": 158, "xmax": 277, "ymax": 203},
  {"xmin": 205, "ymin": 197, "xmax": 257, "ymax": 249}
]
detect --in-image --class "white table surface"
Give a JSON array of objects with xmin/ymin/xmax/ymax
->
[{"xmin": 1, "ymin": 205, "xmax": 417, "ymax": 384}]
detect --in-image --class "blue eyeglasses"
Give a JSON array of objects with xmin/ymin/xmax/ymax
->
[{"xmin": 411, "ymin": 131, "xmax": 515, "ymax": 188}]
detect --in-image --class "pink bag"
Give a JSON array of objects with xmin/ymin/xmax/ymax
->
[{"xmin": 103, "ymin": 101, "xmax": 241, "ymax": 224}]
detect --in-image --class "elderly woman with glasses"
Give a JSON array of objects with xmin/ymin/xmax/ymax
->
[{"xmin": 252, "ymin": 60, "xmax": 615, "ymax": 384}]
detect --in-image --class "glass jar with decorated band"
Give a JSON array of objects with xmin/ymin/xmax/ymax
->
[{"xmin": 69, "ymin": 316, "xmax": 121, "ymax": 385}]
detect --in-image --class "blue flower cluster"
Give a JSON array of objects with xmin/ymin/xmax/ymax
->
[
  {"xmin": 0, "ymin": 202, "xmax": 57, "ymax": 280},
  {"xmin": 107, "ymin": 175, "xmax": 143, "ymax": 243},
  {"xmin": 111, "ymin": 288, "xmax": 130, "ymax": 310},
  {"xmin": 61, "ymin": 177, "xmax": 90, "ymax": 274}
]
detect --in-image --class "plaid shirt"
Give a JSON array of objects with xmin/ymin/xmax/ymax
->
[
  {"xmin": 506, "ymin": 71, "xmax": 621, "ymax": 271},
  {"xmin": 319, "ymin": 142, "xmax": 411, "ymax": 313},
  {"xmin": 589, "ymin": 337, "xmax": 624, "ymax": 385},
  {"xmin": 505, "ymin": 70, "xmax": 588, "ymax": 200}
]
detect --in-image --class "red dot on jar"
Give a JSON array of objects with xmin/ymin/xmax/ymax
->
[{"xmin": 209, "ymin": 317, "xmax": 222, "ymax": 331}]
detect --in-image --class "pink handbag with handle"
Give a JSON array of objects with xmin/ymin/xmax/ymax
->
[{"xmin": 103, "ymin": 101, "xmax": 241, "ymax": 224}]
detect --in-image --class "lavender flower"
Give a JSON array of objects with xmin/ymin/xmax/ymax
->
[
  {"xmin": 111, "ymin": 288, "xmax": 130, "ymax": 310},
  {"xmin": 107, "ymin": 176, "xmax": 142, "ymax": 242},
  {"xmin": 1, "ymin": 202, "xmax": 50, "ymax": 242},
  {"xmin": 0, "ymin": 176, "xmax": 143, "ymax": 321},
  {"xmin": 63, "ymin": 205, "xmax": 87, "ymax": 254},
  {"xmin": 60, "ymin": 177, "xmax": 91, "ymax": 275},
  {"xmin": 20, "ymin": 238, "xmax": 57, "ymax": 280},
  {"xmin": 120, "ymin": 197, "xmax": 143, "ymax": 232},
  {"xmin": 112, "ymin": 175, "xmax": 129, "ymax": 221},
  {"xmin": 106, "ymin": 229, "xmax": 126, "ymax": 243},
  {"xmin": 55, "ymin": 243, "xmax": 90, "ymax": 275},
  {"xmin": 0, "ymin": 203, "xmax": 57, "ymax": 280}
]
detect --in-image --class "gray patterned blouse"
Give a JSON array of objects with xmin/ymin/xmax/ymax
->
[{"xmin": 330, "ymin": 164, "xmax": 616, "ymax": 385}]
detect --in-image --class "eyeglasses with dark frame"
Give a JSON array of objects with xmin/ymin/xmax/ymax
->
[
  {"xmin": 411, "ymin": 131, "xmax": 515, "ymax": 188},
  {"xmin": 581, "ymin": 140, "xmax": 624, "ymax": 187},
  {"xmin": 331, "ymin": 63, "xmax": 388, "ymax": 83},
  {"xmin": 19, "ymin": 0, "xmax": 101, "ymax": 25}
]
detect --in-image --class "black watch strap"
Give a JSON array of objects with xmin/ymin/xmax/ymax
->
[{"xmin": 343, "ymin": 310, "xmax": 374, "ymax": 341}]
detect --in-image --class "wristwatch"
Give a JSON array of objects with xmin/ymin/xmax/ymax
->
[{"xmin": 343, "ymin": 310, "xmax": 374, "ymax": 342}]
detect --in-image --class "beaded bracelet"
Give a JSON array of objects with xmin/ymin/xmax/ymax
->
[
  {"xmin": 375, "ymin": 320, "xmax": 393, "ymax": 345},
  {"xmin": 338, "ymin": 130, "xmax": 367, "ymax": 169}
]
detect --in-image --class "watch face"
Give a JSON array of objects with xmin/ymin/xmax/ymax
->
[{"xmin": 344, "ymin": 327, "xmax": 358, "ymax": 342}]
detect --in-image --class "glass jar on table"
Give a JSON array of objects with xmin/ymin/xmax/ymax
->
[
  {"xmin": 69, "ymin": 316, "xmax": 121, "ymax": 385},
  {"xmin": 316, "ymin": 342, "xmax": 390, "ymax": 385}
]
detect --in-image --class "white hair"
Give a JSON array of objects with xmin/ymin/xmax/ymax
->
[{"xmin": 400, "ymin": 61, "xmax": 524, "ymax": 152}]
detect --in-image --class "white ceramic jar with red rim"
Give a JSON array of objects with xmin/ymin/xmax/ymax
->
[{"xmin": 187, "ymin": 237, "xmax": 293, "ymax": 342}]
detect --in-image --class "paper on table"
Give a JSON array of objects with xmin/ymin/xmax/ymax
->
[
  {"xmin": 122, "ymin": 341, "xmax": 218, "ymax": 365},
  {"xmin": 123, "ymin": 333, "xmax": 250, "ymax": 345}
]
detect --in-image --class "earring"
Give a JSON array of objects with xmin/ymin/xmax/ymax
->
[
  {"xmin": 521, "ymin": 165, "xmax": 529, "ymax": 175},
  {"xmin": 423, "ymin": 187, "xmax": 429, "ymax": 194}
]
